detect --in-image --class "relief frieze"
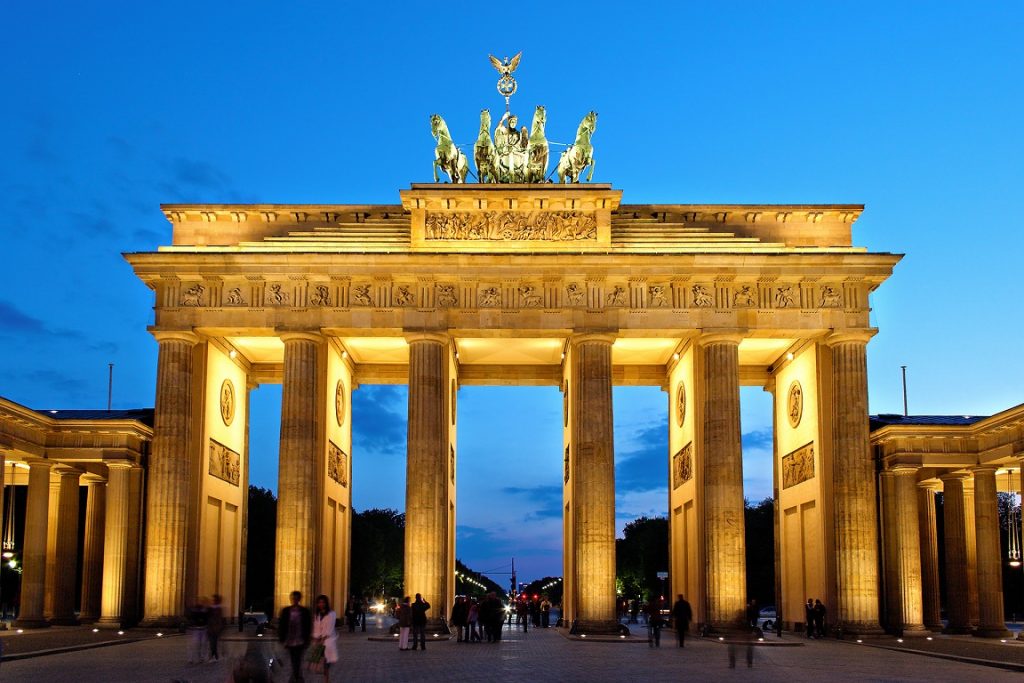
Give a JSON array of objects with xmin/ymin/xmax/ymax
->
[
  {"xmin": 781, "ymin": 442, "xmax": 815, "ymax": 489},
  {"xmin": 328, "ymin": 441, "xmax": 348, "ymax": 487},
  {"xmin": 209, "ymin": 439, "xmax": 240, "ymax": 486},
  {"xmin": 424, "ymin": 211, "xmax": 597, "ymax": 241},
  {"xmin": 673, "ymin": 442, "xmax": 693, "ymax": 489}
]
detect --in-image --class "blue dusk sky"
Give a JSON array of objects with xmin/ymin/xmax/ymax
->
[{"xmin": 1, "ymin": 2, "xmax": 1022, "ymax": 584}]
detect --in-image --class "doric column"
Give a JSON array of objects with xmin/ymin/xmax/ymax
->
[
  {"xmin": 142, "ymin": 331, "xmax": 198, "ymax": 625},
  {"xmin": 973, "ymin": 466, "xmax": 1011, "ymax": 637},
  {"xmin": 916, "ymin": 482, "xmax": 943, "ymax": 630},
  {"xmin": 698, "ymin": 333, "xmax": 746, "ymax": 629},
  {"xmin": 49, "ymin": 466, "xmax": 82, "ymax": 624},
  {"xmin": 879, "ymin": 471, "xmax": 900, "ymax": 630},
  {"xmin": 123, "ymin": 466, "xmax": 144, "ymax": 624},
  {"xmin": 43, "ymin": 474, "xmax": 61, "ymax": 619},
  {"xmin": 569, "ymin": 333, "xmax": 617, "ymax": 631},
  {"xmin": 825, "ymin": 332, "xmax": 881, "ymax": 633},
  {"xmin": 99, "ymin": 462, "xmax": 133, "ymax": 627},
  {"xmin": 79, "ymin": 475, "xmax": 107, "ymax": 623},
  {"xmin": 891, "ymin": 466, "xmax": 926, "ymax": 633},
  {"xmin": 15, "ymin": 459, "xmax": 53, "ymax": 627},
  {"xmin": 275, "ymin": 332, "xmax": 323, "ymax": 612},
  {"xmin": 404, "ymin": 333, "xmax": 451, "ymax": 622},
  {"xmin": 940, "ymin": 473, "xmax": 972, "ymax": 633}
]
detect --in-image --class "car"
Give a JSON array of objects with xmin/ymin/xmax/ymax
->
[
  {"xmin": 243, "ymin": 611, "xmax": 269, "ymax": 625},
  {"xmin": 757, "ymin": 606, "xmax": 777, "ymax": 631}
]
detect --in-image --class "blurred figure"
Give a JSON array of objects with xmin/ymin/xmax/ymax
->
[
  {"xmin": 671, "ymin": 594, "xmax": 692, "ymax": 648},
  {"xmin": 813, "ymin": 599, "xmax": 827, "ymax": 638},
  {"xmin": 397, "ymin": 596, "xmax": 411, "ymax": 650},
  {"xmin": 277, "ymin": 590, "xmax": 312, "ymax": 683},
  {"xmin": 451, "ymin": 596, "xmax": 468, "ymax": 641},
  {"xmin": 411, "ymin": 593, "xmax": 431, "ymax": 650},
  {"xmin": 207, "ymin": 594, "xmax": 225, "ymax": 661},
  {"xmin": 805, "ymin": 599, "xmax": 815, "ymax": 638},
  {"xmin": 311, "ymin": 595, "xmax": 337, "ymax": 683},
  {"xmin": 645, "ymin": 601, "xmax": 664, "ymax": 647},
  {"xmin": 186, "ymin": 596, "xmax": 209, "ymax": 665}
]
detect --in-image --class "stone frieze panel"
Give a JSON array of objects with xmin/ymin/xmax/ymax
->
[
  {"xmin": 424, "ymin": 211, "xmax": 597, "ymax": 241},
  {"xmin": 209, "ymin": 439, "xmax": 241, "ymax": 486},
  {"xmin": 781, "ymin": 442, "xmax": 815, "ymax": 489}
]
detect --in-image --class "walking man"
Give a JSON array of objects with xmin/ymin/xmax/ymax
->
[
  {"xmin": 278, "ymin": 590, "xmax": 312, "ymax": 683},
  {"xmin": 411, "ymin": 593, "xmax": 431, "ymax": 650},
  {"xmin": 671, "ymin": 594, "xmax": 693, "ymax": 648}
]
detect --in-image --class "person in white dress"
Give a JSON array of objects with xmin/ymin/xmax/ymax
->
[{"xmin": 312, "ymin": 594, "xmax": 339, "ymax": 682}]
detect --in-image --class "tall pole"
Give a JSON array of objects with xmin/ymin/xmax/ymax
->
[
  {"xmin": 107, "ymin": 363, "xmax": 114, "ymax": 412},
  {"xmin": 900, "ymin": 365, "xmax": 908, "ymax": 417}
]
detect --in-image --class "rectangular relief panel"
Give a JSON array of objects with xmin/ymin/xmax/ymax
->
[
  {"xmin": 327, "ymin": 441, "xmax": 349, "ymax": 487},
  {"xmin": 781, "ymin": 442, "xmax": 815, "ymax": 489},
  {"xmin": 209, "ymin": 440, "xmax": 241, "ymax": 486},
  {"xmin": 672, "ymin": 442, "xmax": 694, "ymax": 489}
]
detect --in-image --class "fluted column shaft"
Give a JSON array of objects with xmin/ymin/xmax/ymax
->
[
  {"xmin": 404, "ymin": 335, "xmax": 449, "ymax": 616},
  {"xmin": 973, "ymin": 467, "xmax": 1010, "ymax": 637},
  {"xmin": 275, "ymin": 333, "xmax": 322, "ymax": 612},
  {"xmin": 142, "ymin": 334, "xmax": 197, "ymax": 625},
  {"xmin": 828, "ymin": 336, "xmax": 881, "ymax": 632},
  {"xmin": 916, "ymin": 483, "xmax": 943, "ymax": 630},
  {"xmin": 963, "ymin": 484, "xmax": 980, "ymax": 625},
  {"xmin": 123, "ymin": 467, "xmax": 144, "ymax": 624},
  {"xmin": 79, "ymin": 476, "xmax": 107, "ymax": 622},
  {"xmin": 571, "ymin": 335, "xmax": 617, "ymax": 630},
  {"xmin": 15, "ymin": 460, "xmax": 53, "ymax": 627},
  {"xmin": 941, "ymin": 474, "xmax": 972, "ymax": 632},
  {"xmin": 700, "ymin": 336, "xmax": 746, "ymax": 628},
  {"xmin": 880, "ymin": 472, "xmax": 900, "ymax": 630},
  {"xmin": 892, "ymin": 468, "xmax": 925, "ymax": 632},
  {"xmin": 99, "ymin": 463, "xmax": 132, "ymax": 626},
  {"xmin": 43, "ymin": 476, "xmax": 61, "ymax": 619},
  {"xmin": 49, "ymin": 468, "xmax": 82, "ymax": 624}
]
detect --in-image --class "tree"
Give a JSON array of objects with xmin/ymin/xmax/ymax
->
[
  {"xmin": 744, "ymin": 497, "xmax": 775, "ymax": 606},
  {"xmin": 350, "ymin": 508, "xmax": 405, "ymax": 599},
  {"xmin": 616, "ymin": 516, "xmax": 669, "ymax": 602},
  {"xmin": 245, "ymin": 486, "xmax": 277, "ymax": 614}
]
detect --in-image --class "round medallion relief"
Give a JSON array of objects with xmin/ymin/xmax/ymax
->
[
  {"xmin": 451, "ymin": 379, "xmax": 457, "ymax": 424},
  {"xmin": 675, "ymin": 381, "xmax": 686, "ymax": 428},
  {"xmin": 787, "ymin": 380, "xmax": 803, "ymax": 429},
  {"xmin": 219, "ymin": 379, "xmax": 235, "ymax": 426},
  {"xmin": 335, "ymin": 380, "xmax": 347, "ymax": 427}
]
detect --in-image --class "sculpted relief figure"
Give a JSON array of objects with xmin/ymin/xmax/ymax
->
[
  {"xmin": 181, "ymin": 284, "xmax": 205, "ymax": 306},
  {"xmin": 566, "ymin": 282, "xmax": 586, "ymax": 306},
  {"xmin": 820, "ymin": 285, "xmax": 843, "ymax": 307},
  {"xmin": 519, "ymin": 285, "xmax": 543, "ymax": 307},
  {"xmin": 495, "ymin": 111, "xmax": 529, "ymax": 182},
  {"xmin": 352, "ymin": 285, "xmax": 374, "ymax": 307},
  {"xmin": 225, "ymin": 287, "xmax": 246, "ymax": 306},
  {"xmin": 648, "ymin": 284, "xmax": 669, "ymax": 307},
  {"xmin": 394, "ymin": 285, "xmax": 416, "ymax": 307},
  {"xmin": 691, "ymin": 284, "xmax": 713, "ymax": 308},
  {"xmin": 606, "ymin": 286, "xmax": 626, "ymax": 307},
  {"xmin": 479, "ymin": 286, "xmax": 502, "ymax": 307},
  {"xmin": 268, "ymin": 284, "xmax": 289, "ymax": 305},
  {"xmin": 733, "ymin": 285, "xmax": 757, "ymax": 307},
  {"xmin": 436, "ymin": 284, "xmax": 458, "ymax": 307},
  {"xmin": 775, "ymin": 285, "xmax": 795, "ymax": 308},
  {"xmin": 310, "ymin": 285, "xmax": 331, "ymax": 306}
]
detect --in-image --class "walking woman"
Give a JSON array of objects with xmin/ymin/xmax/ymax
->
[{"xmin": 311, "ymin": 595, "xmax": 338, "ymax": 682}]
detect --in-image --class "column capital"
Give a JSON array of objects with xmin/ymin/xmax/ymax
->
[
  {"xmin": 151, "ymin": 329, "xmax": 201, "ymax": 345},
  {"xmin": 696, "ymin": 331, "xmax": 745, "ymax": 347},
  {"xmin": 103, "ymin": 460, "xmax": 134, "ymax": 472},
  {"xmin": 939, "ymin": 471, "xmax": 970, "ymax": 483},
  {"xmin": 404, "ymin": 331, "xmax": 451, "ymax": 346},
  {"xmin": 889, "ymin": 464, "xmax": 920, "ymax": 476},
  {"xmin": 82, "ymin": 473, "xmax": 107, "ymax": 485},
  {"xmin": 23, "ymin": 457, "xmax": 53, "ymax": 470},
  {"xmin": 917, "ymin": 480, "xmax": 941, "ymax": 491},
  {"xmin": 52, "ymin": 464, "xmax": 83, "ymax": 478},
  {"xmin": 971, "ymin": 465, "xmax": 998, "ymax": 476},
  {"xmin": 824, "ymin": 329, "xmax": 877, "ymax": 347},
  {"xmin": 279, "ymin": 331, "xmax": 324, "ymax": 345},
  {"xmin": 568, "ymin": 332, "xmax": 616, "ymax": 347}
]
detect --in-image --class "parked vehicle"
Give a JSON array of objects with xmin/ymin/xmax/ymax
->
[{"xmin": 757, "ymin": 606, "xmax": 777, "ymax": 631}]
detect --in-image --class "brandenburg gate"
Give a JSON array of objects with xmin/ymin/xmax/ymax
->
[{"xmin": 126, "ymin": 182, "xmax": 900, "ymax": 633}]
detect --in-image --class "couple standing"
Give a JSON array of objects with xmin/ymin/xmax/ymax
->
[
  {"xmin": 397, "ymin": 593, "xmax": 431, "ymax": 651},
  {"xmin": 277, "ymin": 590, "xmax": 339, "ymax": 683}
]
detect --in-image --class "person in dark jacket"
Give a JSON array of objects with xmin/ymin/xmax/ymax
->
[
  {"xmin": 813, "ymin": 599, "xmax": 827, "ymax": 638},
  {"xmin": 804, "ymin": 599, "xmax": 815, "ymax": 638},
  {"xmin": 671, "ymin": 594, "xmax": 693, "ymax": 648},
  {"xmin": 411, "ymin": 593, "xmax": 431, "ymax": 650},
  {"xmin": 278, "ymin": 590, "xmax": 313, "ymax": 683},
  {"xmin": 451, "ymin": 596, "xmax": 468, "ymax": 641}
]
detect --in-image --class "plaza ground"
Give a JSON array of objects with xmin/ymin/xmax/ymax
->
[{"xmin": 2, "ymin": 621, "xmax": 1024, "ymax": 682}]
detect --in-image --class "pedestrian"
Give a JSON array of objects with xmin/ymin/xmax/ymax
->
[
  {"xmin": 186, "ymin": 597, "xmax": 209, "ymax": 665},
  {"xmin": 345, "ymin": 595, "xmax": 359, "ymax": 633},
  {"xmin": 451, "ymin": 596, "xmax": 468, "ymax": 641},
  {"xmin": 804, "ymin": 599, "xmax": 815, "ymax": 638},
  {"xmin": 397, "ymin": 596, "xmax": 412, "ymax": 650},
  {"xmin": 746, "ymin": 599, "xmax": 758, "ymax": 630},
  {"xmin": 411, "ymin": 593, "xmax": 431, "ymax": 650},
  {"xmin": 278, "ymin": 590, "xmax": 313, "ymax": 683},
  {"xmin": 671, "ymin": 594, "xmax": 693, "ymax": 648},
  {"xmin": 357, "ymin": 595, "xmax": 367, "ymax": 632},
  {"xmin": 207, "ymin": 593, "xmax": 225, "ymax": 661},
  {"xmin": 813, "ymin": 599, "xmax": 827, "ymax": 638},
  {"xmin": 540, "ymin": 597, "xmax": 551, "ymax": 628},
  {"xmin": 467, "ymin": 598, "xmax": 480, "ymax": 642},
  {"xmin": 645, "ymin": 600, "xmax": 663, "ymax": 647},
  {"xmin": 310, "ymin": 595, "xmax": 338, "ymax": 683}
]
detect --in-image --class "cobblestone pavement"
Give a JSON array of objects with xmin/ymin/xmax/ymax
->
[{"xmin": 2, "ymin": 625, "xmax": 1024, "ymax": 683}]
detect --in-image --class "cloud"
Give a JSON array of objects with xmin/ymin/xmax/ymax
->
[
  {"xmin": 615, "ymin": 422, "xmax": 668, "ymax": 493},
  {"xmin": 352, "ymin": 385, "xmax": 407, "ymax": 458},
  {"xmin": 0, "ymin": 301, "xmax": 48, "ymax": 335},
  {"xmin": 502, "ymin": 485, "xmax": 564, "ymax": 521},
  {"xmin": 742, "ymin": 428, "xmax": 773, "ymax": 451}
]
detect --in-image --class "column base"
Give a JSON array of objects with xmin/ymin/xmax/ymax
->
[
  {"xmin": 570, "ymin": 619, "xmax": 627, "ymax": 636},
  {"xmin": 97, "ymin": 616, "xmax": 129, "ymax": 629},
  {"xmin": 898, "ymin": 625, "xmax": 930, "ymax": 637},
  {"xmin": 924, "ymin": 623, "xmax": 944, "ymax": 632},
  {"xmin": 973, "ymin": 627, "xmax": 1013, "ymax": 639},
  {"xmin": 12, "ymin": 618, "xmax": 50, "ymax": 629}
]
